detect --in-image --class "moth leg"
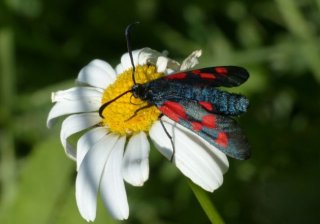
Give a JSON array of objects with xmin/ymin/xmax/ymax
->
[
  {"xmin": 159, "ymin": 115, "xmax": 175, "ymax": 162},
  {"xmin": 125, "ymin": 103, "xmax": 153, "ymax": 121},
  {"xmin": 129, "ymin": 94, "xmax": 145, "ymax": 105}
]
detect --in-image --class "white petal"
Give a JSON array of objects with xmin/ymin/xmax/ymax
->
[
  {"xmin": 47, "ymin": 101, "xmax": 100, "ymax": 128},
  {"xmin": 115, "ymin": 63, "xmax": 125, "ymax": 75},
  {"xmin": 149, "ymin": 116, "xmax": 229, "ymax": 192},
  {"xmin": 75, "ymin": 134, "xmax": 119, "ymax": 222},
  {"xmin": 122, "ymin": 132, "xmax": 150, "ymax": 186},
  {"xmin": 47, "ymin": 97, "xmax": 102, "ymax": 129},
  {"xmin": 76, "ymin": 127, "xmax": 109, "ymax": 171},
  {"xmin": 60, "ymin": 113, "xmax": 101, "ymax": 160},
  {"xmin": 100, "ymin": 136, "xmax": 129, "ymax": 220},
  {"xmin": 180, "ymin": 50, "xmax": 202, "ymax": 71},
  {"xmin": 156, "ymin": 56, "xmax": 169, "ymax": 73},
  {"xmin": 138, "ymin": 48, "xmax": 180, "ymax": 74},
  {"xmin": 51, "ymin": 87, "xmax": 103, "ymax": 103},
  {"xmin": 120, "ymin": 49, "xmax": 142, "ymax": 71},
  {"xmin": 47, "ymin": 87, "xmax": 102, "ymax": 128},
  {"xmin": 76, "ymin": 59, "xmax": 116, "ymax": 89},
  {"xmin": 137, "ymin": 47, "xmax": 162, "ymax": 65}
]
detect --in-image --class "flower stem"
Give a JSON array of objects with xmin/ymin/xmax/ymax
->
[{"xmin": 188, "ymin": 180, "xmax": 225, "ymax": 224}]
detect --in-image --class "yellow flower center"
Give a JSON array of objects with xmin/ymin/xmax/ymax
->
[{"xmin": 101, "ymin": 64, "xmax": 163, "ymax": 135}]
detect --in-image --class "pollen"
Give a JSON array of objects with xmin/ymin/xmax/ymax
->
[{"xmin": 101, "ymin": 65, "xmax": 163, "ymax": 135}]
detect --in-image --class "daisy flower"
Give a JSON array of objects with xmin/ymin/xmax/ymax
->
[{"xmin": 47, "ymin": 47, "xmax": 229, "ymax": 221}]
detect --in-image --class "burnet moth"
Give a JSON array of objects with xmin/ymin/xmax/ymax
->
[{"xmin": 99, "ymin": 23, "xmax": 250, "ymax": 160}]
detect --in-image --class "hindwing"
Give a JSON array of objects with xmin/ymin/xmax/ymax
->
[{"xmin": 158, "ymin": 100, "xmax": 250, "ymax": 160}]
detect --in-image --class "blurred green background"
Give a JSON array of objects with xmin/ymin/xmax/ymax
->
[{"xmin": 1, "ymin": 0, "xmax": 320, "ymax": 223}]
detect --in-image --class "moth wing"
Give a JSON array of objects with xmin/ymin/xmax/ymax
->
[
  {"xmin": 158, "ymin": 100, "xmax": 250, "ymax": 160},
  {"xmin": 163, "ymin": 66, "xmax": 249, "ymax": 87}
]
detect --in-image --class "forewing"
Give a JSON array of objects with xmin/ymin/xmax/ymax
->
[
  {"xmin": 163, "ymin": 66, "xmax": 249, "ymax": 87},
  {"xmin": 158, "ymin": 100, "xmax": 250, "ymax": 160}
]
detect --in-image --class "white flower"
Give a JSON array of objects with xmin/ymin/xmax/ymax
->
[{"xmin": 47, "ymin": 48, "xmax": 229, "ymax": 222}]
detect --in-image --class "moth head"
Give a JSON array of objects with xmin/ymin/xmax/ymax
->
[{"xmin": 132, "ymin": 84, "xmax": 148, "ymax": 100}]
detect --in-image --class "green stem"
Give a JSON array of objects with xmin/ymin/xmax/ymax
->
[{"xmin": 188, "ymin": 180, "xmax": 225, "ymax": 224}]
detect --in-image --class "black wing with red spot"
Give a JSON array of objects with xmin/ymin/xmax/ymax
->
[
  {"xmin": 158, "ymin": 100, "xmax": 250, "ymax": 160},
  {"xmin": 163, "ymin": 66, "xmax": 249, "ymax": 87}
]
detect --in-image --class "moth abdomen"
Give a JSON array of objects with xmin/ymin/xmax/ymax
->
[{"xmin": 200, "ymin": 88, "xmax": 249, "ymax": 116}]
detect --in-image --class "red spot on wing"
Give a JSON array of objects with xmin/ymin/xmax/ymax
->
[
  {"xmin": 192, "ymin": 70, "xmax": 216, "ymax": 79},
  {"xmin": 159, "ymin": 105, "xmax": 180, "ymax": 122},
  {"xmin": 165, "ymin": 72, "xmax": 187, "ymax": 80},
  {"xmin": 199, "ymin": 101, "xmax": 214, "ymax": 111},
  {"xmin": 216, "ymin": 132, "xmax": 228, "ymax": 148},
  {"xmin": 202, "ymin": 114, "xmax": 216, "ymax": 128},
  {"xmin": 159, "ymin": 101, "xmax": 187, "ymax": 122},
  {"xmin": 215, "ymin": 67, "xmax": 228, "ymax": 75},
  {"xmin": 192, "ymin": 70, "xmax": 201, "ymax": 74},
  {"xmin": 191, "ymin": 122, "xmax": 203, "ymax": 131},
  {"xmin": 164, "ymin": 101, "xmax": 187, "ymax": 119},
  {"xmin": 199, "ymin": 73, "xmax": 216, "ymax": 79}
]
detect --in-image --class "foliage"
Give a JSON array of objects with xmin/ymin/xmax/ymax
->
[{"xmin": 1, "ymin": 0, "xmax": 320, "ymax": 223}]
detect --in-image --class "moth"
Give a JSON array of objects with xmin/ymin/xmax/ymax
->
[{"xmin": 100, "ymin": 23, "xmax": 250, "ymax": 160}]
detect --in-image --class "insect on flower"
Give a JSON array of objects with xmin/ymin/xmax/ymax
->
[
  {"xmin": 100, "ymin": 23, "xmax": 250, "ymax": 161},
  {"xmin": 47, "ymin": 22, "xmax": 250, "ymax": 222}
]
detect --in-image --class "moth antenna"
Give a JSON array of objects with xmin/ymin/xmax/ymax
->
[
  {"xmin": 125, "ymin": 22, "xmax": 140, "ymax": 85},
  {"xmin": 98, "ymin": 22, "xmax": 140, "ymax": 118},
  {"xmin": 99, "ymin": 89, "xmax": 132, "ymax": 118}
]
